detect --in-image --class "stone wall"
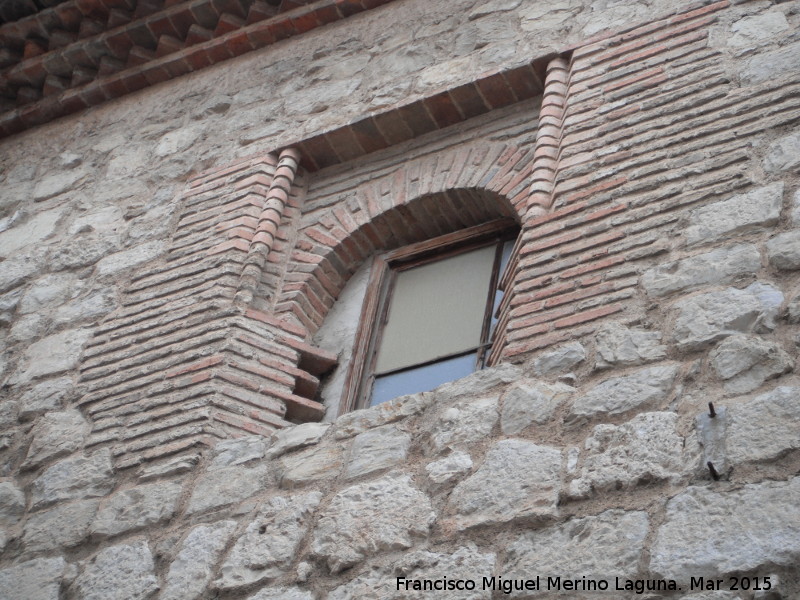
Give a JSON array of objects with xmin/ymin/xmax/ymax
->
[{"xmin": 1, "ymin": 0, "xmax": 800, "ymax": 598}]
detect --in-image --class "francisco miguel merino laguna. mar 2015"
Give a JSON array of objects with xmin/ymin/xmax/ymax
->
[{"xmin": 396, "ymin": 576, "xmax": 684, "ymax": 594}]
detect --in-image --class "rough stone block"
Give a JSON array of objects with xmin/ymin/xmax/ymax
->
[
  {"xmin": 247, "ymin": 588, "xmax": 315, "ymax": 600},
  {"xmin": 433, "ymin": 362, "xmax": 521, "ymax": 402},
  {"xmin": 671, "ymin": 288, "xmax": 763, "ymax": 350},
  {"xmin": 268, "ymin": 422, "xmax": 330, "ymax": 458},
  {"xmin": 155, "ymin": 127, "xmax": 203, "ymax": 157},
  {"xmin": 685, "ymin": 182, "xmax": 783, "ymax": 246},
  {"xmin": 530, "ymin": 341, "xmax": 586, "ymax": 377},
  {"xmin": 0, "ymin": 557, "xmax": 67, "ymax": 600},
  {"xmin": 745, "ymin": 282, "xmax": 783, "ymax": 332},
  {"xmin": 726, "ymin": 386, "xmax": 800, "ymax": 466},
  {"xmin": 767, "ymin": 230, "xmax": 800, "ymax": 270},
  {"xmin": 187, "ymin": 463, "xmax": 271, "ymax": 514},
  {"xmin": 75, "ymin": 541, "xmax": 159, "ymax": 600},
  {"xmin": 641, "ymin": 244, "xmax": 761, "ymax": 297},
  {"xmin": 423, "ymin": 395, "xmax": 498, "ymax": 455},
  {"xmin": 216, "ymin": 492, "xmax": 321, "ymax": 589},
  {"xmin": 504, "ymin": 510, "xmax": 649, "ymax": 592},
  {"xmin": 31, "ymin": 449, "xmax": 115, "ymax": 509},
  {"xmin": 0, "ymin": 288, "xmax": 21, "ymax": 326},
  {"xmin": 709, "ymin": 335, "xmax": 792, "ymax": 395},
  {"xmin": 312, "ymin": 475, "xmax": 435, "ymax": 573},
  {"xmin": 567, "ymin": 364, "xmax": 678, "ymax": 423},
  {"xmin": 92, "ymin": 480, "xmax": 182, "ymax": 538},
  {"xmin": 763, "ymin": 130, "xmax": 800, "ymax": 173},
  {"xmin": 791, "ymin": 188, "xmax": 800, "ymax": 225},
  {"xmin": 727, "ymin": 11, "xmax": 790, "ymax": 48},
  {"xmin": 162, "ymin": 520, "xmax": 237, "ymax": 600},
  {"xmin": 96, "ymin": 241, "xmax": 166, "ymax": 276},
  {"xmin": 569, "ymin": 412, "xmax": 699, "ymax": 498},
  {"xmin": 48, "ymin": 233, "xmax": 118, "ymax": 270},
  {"xmin": 19, "ymin": 272, "xmax": 80, "ymax": 314},
  {"xmin": 425, "ymin": 451, "xmax": 473, "ymax": 485},
  {"xmin": 139, "ymin": 454, "xmax": 199, "ymax": 481},
  {"xmin": 651, "ymin": 478, "xmax": 800, "ymax": 583},
  {"xmin": 209, "ymin": 435, "xmax": 267, "ymax": 469},
  {"xmin": 279, "ymin": 444, "xmax": 343, "ymax": 488},
  {"xmin": 52, "ymin": 289, "xmax": 117, "ymax": 327},
  {"xmin": 23, "ymin": 498, "xmax": 99, "ymax": 552},
  {"xmin": 17, "ymin": 377, "xmax": 73, "ymax": 421},
  {"xmin": 345, "ymin": 425, "xmax": 411, "ymax": 479},
  {"xmin": 501, "ymin": 380, "xmax": 573, "ymax": 434},
  {"xmin": 329, "ymin": 545, "xmax": 496, "ymax": 600},
  {"xmin": 740, "ymin": 41, "xmax": 800, "ymax": 85},
  {"xmin": 447, "ymin": 439, "xmax": 561, "ymax": 530},
  {"xmin": 521, "ymin": 1, "xmax": 582, "ymax": 32},
  {"xmin": 0, "ymin": 208, "xmax": 63, "ymax": 258},
  {"xmin": 0, "ymin": 481, "xmax": 25, "ymax": 525},
  {"xmin": 0, "ymin": 251, "xmax": 43, "ymax": 293},
  {"xmin": 33, "ymin": 169, "xmax": 88, "ymax": 202},
  {"xmin": 594, "ymin": 322, "xmax": 666, "ymax": 369},
  {"xmin": 23, "ymin": 409, "xmax": 90, "ymax": 469},
  {"xmin": 8, "ymin": 314, "xmax": 45, "ymax": 344},
  {"xmin": 334, "ymin": 391, "xmax": 434, "ymax": 439},
  {"xmin": 10, "ymin": 328, "xmax": 93, "ymax": 385},
  {"xmin": 67, "ymin": 206, "xmax": 124, "ymax": 235}
]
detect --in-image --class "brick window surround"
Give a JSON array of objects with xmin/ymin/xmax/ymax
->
[
  {"xmin": 72, "ymin": 56, "xmax": 568, "ymax": 469},
  {"xmin": 72, "ymin": 0, "xmax": 736, "ymax": 469}
]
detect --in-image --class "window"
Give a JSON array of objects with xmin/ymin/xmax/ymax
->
[{"xmin": 341, "ymin": 219, "xmax": 517, "ymax": 412}]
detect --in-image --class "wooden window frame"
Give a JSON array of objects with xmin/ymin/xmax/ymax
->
[{"xmin": 338, "ymin": 218, "xmax": 518, "ymax": 415}]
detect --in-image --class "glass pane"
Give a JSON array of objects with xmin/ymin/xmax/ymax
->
[
  {"xmin": 375, "ymin": 244, "xmax": 496, "ymax": 373},
  {"xmin": 490, "ymin": 239, "xmax": 516, "ymax": 333},
  {"xmin": 370, "ymin": 353, "xmax": 477, "ymax": 406}
]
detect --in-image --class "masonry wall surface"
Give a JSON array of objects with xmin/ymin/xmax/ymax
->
[{"xmin": 1, "ymin": 0, "xmax": 800, "ymax": 598}]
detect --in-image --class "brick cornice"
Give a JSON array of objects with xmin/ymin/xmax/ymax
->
[
  {"xmin": 0, "ymin": 0, "xmax": 397, "ymax": 138},
  {"xmin": 295, "ymin": 55, "xmax": 552, "ymax": 172}
]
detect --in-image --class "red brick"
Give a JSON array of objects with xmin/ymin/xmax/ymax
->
[
  {"xmin": 449, "ymin": 82, "xmax": 489, "ymax": 120},
  {"xmin": 523, "ymin": 229, "xmax": 583, "ymax": 255},
  {"xmin": 560, "ymin": 255, "xmax": 626, "ymax": 280},
  {"xmin": 561, "ymin": 229, "xmax": 625, "ymax": 257},
  {"xmin": 476, "ymin": 72, "xmax": 517, "ymax": 109},
  {"xmin": 373, "ymin": 110, "xmax": 414, "ymax": 146},
  {"xmin": 561, "ymin": 176, "xmax": 627, "ymax": 205},
  {"xmin": 543, "ymin": 281, "xmax": 616, "ymax": 309},
  {"xmin": 603, "ymin": 67, "xmax": 664, "ymax": 93},
  {"xmin": 227, "ymin": 29, "xmax": 256, "ymax": 56},
  {"xmin": 167, "ymin": 355, "xmax": 224, "ymax": 378},
  {"xmin": 506, "ymin": 322, "xmax": 550, "ymax": 342},
  {"xmin": 290, "ymin": 11, "xmax": 321, "ymax": 33},
  {"xmin": 423, "ymin": 92, "xmax": 463, "ymax": 128},
  {"xmin": 398, "ymin": 101, "xmax": 437, "ymax": 138},
  {"xmin": 324, "ymin": 127, "xmax": 365, "ymax": 162},
  {"xmin": 246, "ymin": 23, "xmax": 277, "ymax": 46},
  {"xmin": 504, "ymin": 331, "xmax": 570, "ymax": 358},
  {"xmin": 503, "ymin": 62, "xmax": 543, "ymax": 101},
  {"xmin": 245, "ymin": 308, "xmax": 307, "ymax": 336},
  {"xmin": 669, "ymin": 0, "xmax": 728, "ymax": 24},
  {"xmin": 334, "ymin": 0, "xmax": 362, "ymax": 18},
  {"xmin": 553, "ymin": 302, "xmax": 624, "ymax": 329}
]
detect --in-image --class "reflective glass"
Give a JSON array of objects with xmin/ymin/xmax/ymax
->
[{"xmin": 370, "ymin": 353, "xmax": 477, "ymax": 406}]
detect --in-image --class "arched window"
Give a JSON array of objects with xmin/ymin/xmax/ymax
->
[{"xmin": 330, "ymin": 219, "xmax": 518, "ymax": 413}]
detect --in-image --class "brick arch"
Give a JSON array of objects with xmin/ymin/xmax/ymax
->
[{"xmin": 275, "ymin": 141, "xmax": 534, "ymax": 335}]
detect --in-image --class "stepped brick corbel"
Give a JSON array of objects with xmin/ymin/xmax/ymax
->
[{"xmin": 75, "ymin": 150, "xmax": 330, "ymax": 470}]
